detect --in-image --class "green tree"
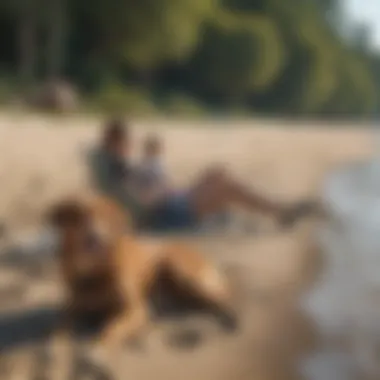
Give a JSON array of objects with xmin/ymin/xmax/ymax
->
[
  {"xmin": 76, "ymin": 0, "xmax": 217, "ymax": 70},
  {"xmin": 45, "ymin": 0, "xmax": 68, "ymax": 80},
  {"xmin": 239, "ymin": 0, "xmax": 339, "ymax": 114},
  {"xmin": 0, "ymin": 0, "xmax": 40, "ymax": 89},
  {"xmin": 186, "ymin": 9, "xmax": 286, "ymax": 105},
  {"xmin": 0, "ymin": 0, "xmax": 378, "ymax": 116}
]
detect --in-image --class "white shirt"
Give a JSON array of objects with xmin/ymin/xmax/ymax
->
[{"xmin": 136, "ymin": 157, "xmax": 169, "ymax": 192}]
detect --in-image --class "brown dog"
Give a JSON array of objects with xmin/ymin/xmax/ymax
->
[{"xmin": 48, "ymin": 194, "xmax": 237, "ymax": 355}]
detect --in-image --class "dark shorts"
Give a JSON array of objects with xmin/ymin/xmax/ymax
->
[{"xmin": 146, "ymin": 192, "xmax": 198, "ymax": 232}]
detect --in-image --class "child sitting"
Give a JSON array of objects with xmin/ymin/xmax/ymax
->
[{"xmin": 136, "ymin": 134, "xmax": 171, "ymax": 200}]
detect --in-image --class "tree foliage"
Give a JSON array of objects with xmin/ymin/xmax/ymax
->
[{"xmin": 0, "ymin": 0, "xmax": 379, "ymax": 117}]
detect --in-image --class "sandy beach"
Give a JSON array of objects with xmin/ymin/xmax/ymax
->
[{"xmin": 0, "ymin": 114, "xmax": 373, "ymax": 379}]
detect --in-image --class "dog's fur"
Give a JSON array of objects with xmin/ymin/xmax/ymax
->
[{"xmin": 48, "ymin": 194, "xmax": 237, "ymax": 352}]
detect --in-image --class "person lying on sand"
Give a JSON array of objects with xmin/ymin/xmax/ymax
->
[{"xmin": 88, "ymin": 118, "xmax": 314, "ymax": 232}]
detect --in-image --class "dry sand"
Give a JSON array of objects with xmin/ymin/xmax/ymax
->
[{"xmin": 0, "ymin": 113, "xmax": 373, "ymax": 379}]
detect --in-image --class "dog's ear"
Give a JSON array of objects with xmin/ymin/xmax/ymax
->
[{"xmin": 46, "ymin": 200, "xmax": 88, "ymax": 229}]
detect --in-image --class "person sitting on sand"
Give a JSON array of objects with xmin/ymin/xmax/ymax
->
[
  {"xmin": 88, "ymin": 118, "xmax": 314, "ymax": 232},
  {"xmin": 135, "ymin": 133, "xmax": 172, "ymax": 197},
  {"xmin": 136, "ymin": 133, "xmax": 233, "ymax": 230}
]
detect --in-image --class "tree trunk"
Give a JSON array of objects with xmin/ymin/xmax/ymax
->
[
  {"xmin": 18, "ymin": 3, "xmax": 37, "ymax": 91},
  {"xmin": 46, "ymin": 0, "xmax": 67, "ymax": 81}
]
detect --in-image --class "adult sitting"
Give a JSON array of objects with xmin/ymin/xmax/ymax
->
[{"xmin": 88, "ymin": 118, "xmax": 313, "ymax": 232}]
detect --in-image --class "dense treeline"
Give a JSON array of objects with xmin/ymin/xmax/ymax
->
[{"xmin": 0, "ymin": 0, "xmax": 379, "ymax": 117}]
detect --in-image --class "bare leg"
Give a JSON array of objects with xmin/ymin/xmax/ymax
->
[
  {"xmin": 187, "ymin": 167, "xmax": 318, "ymax": 227},
  {"xmin": 189, "ymin": 168, "xmax": 284, "ymax": 220}
]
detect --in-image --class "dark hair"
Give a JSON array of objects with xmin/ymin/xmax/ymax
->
[{"xmin": 102, "ymin": 118, "xmax": 129, "ymax": 146}]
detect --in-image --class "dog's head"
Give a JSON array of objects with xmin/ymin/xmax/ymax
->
[{"xmin": 47, "ymin": 195, "xmax": 130, "ymax": 256}]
